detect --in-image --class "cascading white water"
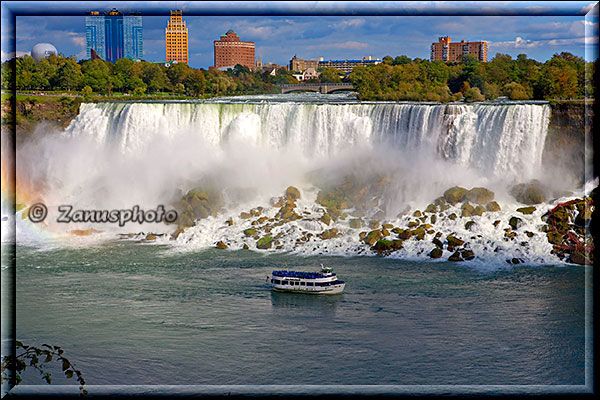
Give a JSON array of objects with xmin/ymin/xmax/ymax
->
[
  {"xmin": 14, "ymin": 97, "xmax": 575, "ymax": 265},
  {"xmin": 65, "ymin": 101, "xmax": 550, "ymax": 180}
]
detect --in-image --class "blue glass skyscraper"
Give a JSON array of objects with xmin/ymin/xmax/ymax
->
[{"xmin": 86, "ymin": 9, "xmax": 143, "ymax": 62}]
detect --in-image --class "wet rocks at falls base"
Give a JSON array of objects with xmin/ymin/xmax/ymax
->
[{"xmin": 126, "ymin": 176, "xmax": 594, "ymax": 266}]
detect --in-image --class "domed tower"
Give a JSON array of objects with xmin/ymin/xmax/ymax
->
[{"xmin": 31, "ymin": 43, "xmax": 58, "ymax": 62}]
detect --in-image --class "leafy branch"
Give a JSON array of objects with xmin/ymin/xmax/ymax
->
[{"xmin": 1, "ymin": 341, "xmax": 87, "ymax": 396}]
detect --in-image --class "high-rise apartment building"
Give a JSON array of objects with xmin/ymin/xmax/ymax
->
[
  {"xmin": 86, "ymin": 9, "xmax": 143, "ymax": 62},
  {"xmin": 430, "ymin": 36, "xmax": 487, "ymax": 63},
  {"xmin": 165, "ymin": 10, "xmax": 189, "ymax": 64},
  {"xmin": 213, "ymin": 30, "xmax": 255, "ymax": 69},
  {"xmin": 318, "ymin": 56, "xmax": 382, "ymax": 73}
]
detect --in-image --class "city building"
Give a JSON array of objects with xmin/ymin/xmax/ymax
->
[
  {"xmin": 165, "ymin": 10, "xmax": 188, "ymax": 64},
  {"xmin": 430, "ymin": 36, "xmax": 487, "ymax": 63},
  {"xmin": 213, "ymin": 30, "xmax": 255, "ymax": 70},
  {"xmin": 85, "ymin": 8, "xmax": 143, "ymax": 63},
  {"xmin": 31, "ymin": 43, "xmax": 57, "ymax": 62},
  {"xmin": 289, "ymin": 56, "xmax": 319, "ymax": 72},
  {"xmin": 317, "ymin": 56, "xmax": 382, "ymax": 73}
]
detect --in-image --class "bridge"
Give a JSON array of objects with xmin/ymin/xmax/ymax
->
[{"xmin": 279, "ymin": 83, "xmax": 354, "ymax": 94}]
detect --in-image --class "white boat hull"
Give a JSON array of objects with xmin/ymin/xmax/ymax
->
[{"xmin": 271, "ymin": 283, "xmax": 345, "ymax": 295}]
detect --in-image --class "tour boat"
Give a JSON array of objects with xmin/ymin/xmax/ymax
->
[{"xmin": 270, "ymin": 264, "xmax": 345, "ymax": 294}]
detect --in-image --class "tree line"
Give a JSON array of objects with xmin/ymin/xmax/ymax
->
[
  {"xmin": 0, "ymin": 55, "xmax": 301, "ymax": 97},
  {"xmin": 1, "ymin": 52, "xmax": 596, "ymax": 102},
  {"xmin": 348, "ymin": 52, "xmax": 596, "ymax": 102}
]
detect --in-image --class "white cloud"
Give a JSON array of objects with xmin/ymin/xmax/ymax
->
[
  {"xmin": 489, "ymin": 35, "xmax": 590, "ymax": 51},
  {"xmin": 1, "ymin": 50, "xmax": 30, "ymax": 61},
  {"xmin": 331, "ymin": 19, "xmax": 365, "ymax": 30},
  {"xmin": 581, "ymin": 2, "xmax": 597, "ymax": 14}
]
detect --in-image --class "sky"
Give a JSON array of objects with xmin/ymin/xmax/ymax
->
[{"xmin": 2, "ymin": 1, "xmax": 598, "ymax": 68}]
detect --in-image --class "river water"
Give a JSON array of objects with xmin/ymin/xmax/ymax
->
[{"xmin": 5, "ymin": 242, "xmax": 588, "ymax": 387}]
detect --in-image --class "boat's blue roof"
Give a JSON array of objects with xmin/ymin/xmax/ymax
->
[{"xmin": 272, "ymin": 270, "xmax": 334, "ymax": 279}]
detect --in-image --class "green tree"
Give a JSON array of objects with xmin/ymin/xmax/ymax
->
[
  {"xmin": 55, "ymin": 57, "xmax": 83, "ymax": 91},
  {"xmin": 319, "ymin": 67, "xmax": 343, "ymax": 83},
  {"xmin": 503, "ymin": 82, "xmax": 529, "ymax": 100},
  {"xmin": 81, "ymin": 85, "xmax": 93, "ymax": 98},
  {"xmin": 1, "ymin": 341, "xmax": 87, "ymax": 396},
  {"xmin": 16, "ymin": 55, "xmax": 37, "ymax": 90},
  {"xmin": 464, "ymin": 86, "xmax": 485, "ymax": 102},
  {"xmin": 141, "ymin": 62, "xmax": 170, "ymax": 93},
  {"xmin": 382, "ymin": 56, "xmax": 394, "ymax": 65},
  {"xmin": 81, "ymin": 59, "xmax": 111, "ymax": 93},
  {"xmin": 166, "ymin": 62, "xmax": 191, "ymax": 86},
  {"xmin": 1, "ymin": 59, "xmax": 15, "ymax": 90},
  {"xmin": 183, "ymin": 69, "xmax": 206, "ymax": 96},
  {"xmin": 393, "ymin": 55, "xmax": 412, "ymax": 65}
]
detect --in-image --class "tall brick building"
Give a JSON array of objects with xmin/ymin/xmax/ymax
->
[
  {"xmin": 430, "ymin": 36, "xmax": 487, "ymax": 63},
  {"xmin": 165, "ymin": 10, "xmax": 189, "ymax": 64},
  {"xmin": 213, "ymin": 30, "xmax": 255, "ymax": 69}
]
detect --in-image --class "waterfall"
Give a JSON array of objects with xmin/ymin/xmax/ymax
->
[{"xmin": 65, "ymin": 101, "xmax": 550, "ymax": 180}]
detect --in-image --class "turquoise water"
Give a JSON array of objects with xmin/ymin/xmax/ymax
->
[{"xmin": 5, "ymin": 241, "xmax": 587, "ymax": 386}]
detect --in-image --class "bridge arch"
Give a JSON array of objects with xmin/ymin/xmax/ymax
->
[{"xmin": 280, "ymin": 83, "xmax": 354, "ymax": 94}]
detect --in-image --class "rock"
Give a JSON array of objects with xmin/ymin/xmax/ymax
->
[
  {"xmin": 320, "ymin": 213, "xmax": 331, "ymax": 226},
  {"xmin": 320, "ymin": 228, "xmax": 340, "ymax": 240},
  {"xmin": 381, "ymin": 228, "xmax": 390, "ymax": 237},
  {"xmin": 171, "ymin": 226, "xmax": 185, "ymax": 240},
  {"xmin": 242, "ymin": 244, "xmax": 249, "ymax": 249},
  {"xmin": 430, "ymin": 215, "xmax": 437, "ymax": 224},
  {"xmin": 349, "ymin": 218, "xmax": 362, "ymax": 229},
  {"xmin": 408, "ymin": 221, "xmax": 419, "ymax": 228},
  {"xmin": 525, "ymin": 231, "xmax": 535, "ymax": 238},
  {"xmin": 461, "ymin": 202, "xmax": 475, "ymax": 217},
  {"xmin": 432, "ymin": 238, "xmax": 444, "ymax": 249},
  {"xmin": 486, "ymin": 201, "xmax": 501, "ymax": 212},
  {"xmin": 434, "ymin": 197, "xmax": 447, "ymax": 207},
  {"xmin": 359, "ymin": 231, "xmax": 367, "ymax": 240},
  {"xmin": 145, "ymin": 233, "xmax": 157, "ymax": 241},
  {"xmin": 448, "ymin": 213, "xmax": 457, "ymax": 220},
  {"xmin": 285, "ymin": 186, "xmax": 301, "ymax": 200},
  {"xmin": 465, "ymin": 187, "xmax": 494, "ymax": 204},
  {"xmin": 443, "ymin": 186, "xmax": 468, "ymax": 205},
  {"xmin": 397, "ymin": 229, "xmax": 412, "ymax": 240},
  {"xmin": 216, "ymin": 241, "xmax": 228, "ymax": 249},
  {"xmin": 424, "ymin": 203, "xmax": 438, "ymax": 213},
  {"xmin": 461, "ymin": 249, "xmax": 475, "ymax": 260},
  {"xmin": 363, "ymin": 230, "xmax": 383, "ymax": 246},
  {"xmin": 369, "ymin": 220, "xmax": 381, "ymax": 229},
  {"xmin": 412, "ymin": 228, "xmax": 426, "ymax": 240},
  {"xmin": 244, "ymin": 228, "xmax": 257, "ymax": 237},
  {"xmin": 546, "ymin": 230, "xmax": 563, "ymax": 245},
  {"xmin": 516, "ymin": 206, "xmax": 536, "ymax": 215},
  {"xmin": 509, "ymin": 180, "xmax": 547, "ymax": 205},
  {"xmin": 493, "ymin": 220, "xmax": 501, "ymax": 227},
  {"xmin": 270, "ymin": 197, "xmax": 284, "ymax": 207},
  {"xmin": 371, "ymin": 239, "xmax": 403, "ymax": 255},
  {"xmin": 413, "ymin": 210, "xmax": 422, "ymax": 217},
  {"xmin": 472, "ymin": 205, "xmax": 486, "ymax": 216},
  {"xmin": 465, "ymin": 221, "xmax": 476, "ymax": 231},
  {"xmin": 447, "ymin": 234, "xmax": 464, "ymax": 249},
  {"xmin": 448, "ymin": 251, "xmax": 464, "ymax": 262},
  {"xmin": 429, "ymin": 248, "xmax": 443, "ymax": 258},
  {"xmin": 225, "ymin": 218, "xmax": 234, "ymax": 226},
  {"xmin": 569, "ymin": 250, "xmax": 593, "ymax": 265},
  {"xmin": 382, "ymin": 223, "xmax": 394, "ymax": 230},
  {"xmin": 257, "ymin": 236, "xmax": 274, "ymax": 249},
  {"xmin": 509, "ymin": 216, "xmax": 524, "ymax": 230},
  {"xmin": 240, "ymin": 211, "xmax": 252, "ymax": 219},
  {"xmin": 504, "ymin": 230, "xmax": 517, "ymax": 239},
  {"xmin": 178, "ymin": 213, "xmax": 195, "ymax": 228}
]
